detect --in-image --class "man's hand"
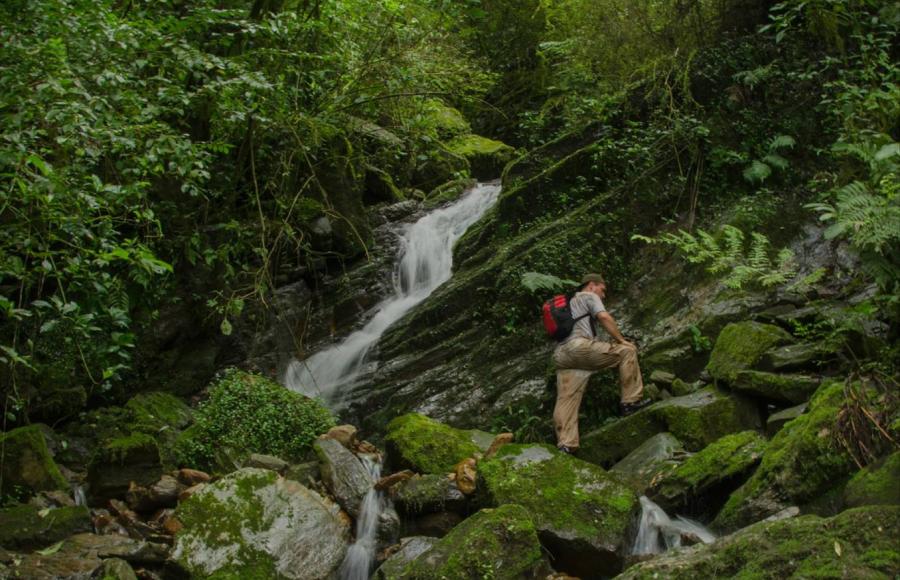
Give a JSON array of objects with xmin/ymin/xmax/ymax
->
[{"xmin": 617, "ymin": 339, "xmax": 636, "ymax": 349}]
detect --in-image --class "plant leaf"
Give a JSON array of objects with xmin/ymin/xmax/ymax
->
[{"xmin": 35, "ymin": 540, "xmax": 64, "ymax": 556}]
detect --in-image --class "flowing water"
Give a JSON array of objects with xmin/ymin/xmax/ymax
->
[
  {"xmin": 339, "ymin": 455, "xmax": 389, "ymax": 580},
  {"xmin": 632, "ymin": 496, "xmax": 716, "ymax": 555},
  {"xmin": 73, "ymin": 484, "xmax": 86, "ymax": 507},
  {"xmin": 283, "ymin": 182, "xmax": 501, "ymax": 403}
]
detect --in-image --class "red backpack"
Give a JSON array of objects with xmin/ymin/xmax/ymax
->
[{"xmin": 542, "ymin": 294, "xmax": 591, "ymax": 342}]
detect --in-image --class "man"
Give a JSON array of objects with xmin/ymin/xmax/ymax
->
[{"xmin": 552, "ymin": 273, "xmax": 651, "ymax": 454}]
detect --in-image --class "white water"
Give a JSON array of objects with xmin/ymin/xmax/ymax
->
[
  {"xmin": 339, "ymin": 455, "xmax": 388, "ymax": 580},
  {"xmin": 73, "ymin": 484, "xmax": 86, "ymax": 507},
  {"xmin": 283, "ymin": 182, "xmax": 501, "ymax": 403},
  {"xmin": 632, "ymin": 496, "xmax": 716, "ymax": 555}
]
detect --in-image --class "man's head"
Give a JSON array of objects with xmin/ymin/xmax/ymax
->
[{"xmin": 580, "ymin": 273, "xmax": 606, "ymax": 299}]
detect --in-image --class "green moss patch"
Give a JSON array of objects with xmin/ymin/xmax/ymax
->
[
  {"xmin": 732, "ymin": 370, "xmax": 821, "ymax": 404},
  {"xmin": 621, "ymin": 506, "xmax": 900, "ymax": 579},
  {"xmin": 0, "ymin": 425, "xmax": 68, "ymax": 501},
  {"xmin": 126, "ymin": 391, "xmax": 193, "ymax": 433},
  {"xmin": 479, "ymin": 444, "xmax": 638, "ymax": 577},
  {"xmin": 173, "ymin": 369, "xmax": 335, "ymax": 472},
  {"xmin": 713, "ymin": 381, "xmax": 856, "ymax": 531},
  {"xmin": 385, "ymin": 413, "xmax": 481, "ymax": 474},
  {"xmin": 0, "ymin": 505, "xmax": 91, "ymax": 549},
  {"xmin": 707, "ymin": 321, "xmax": 793, "ymax": 383},
  {"xmin": 445, "ymin": 134, "xmax": 516, "ymax": 179},
  {"xmin": 391, "ymin": 504, "xmax": 545, "ymax": 580},
  {"xmin": 844, "ymin": 452, "xmax": 900, "ymax": 508}
]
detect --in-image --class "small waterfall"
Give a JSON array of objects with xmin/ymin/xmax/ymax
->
[
  {"xmin": 339, "ymin": 455, "xmax": 389, "ymax": 580},
  {"xmin": 284, "ymin": 182, "xmax": 501, "ymax": 403},
  {"xmin": 632, "ymin": 496, "xmax": 716, "ymax": 555},
  {"xmin": 73, "ymin": 484, "xmax": 86, "ymax": 507}
]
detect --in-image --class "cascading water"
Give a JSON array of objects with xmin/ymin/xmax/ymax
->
[
  {"xmin": 339, "ymin": 455, "xmax": 388, "ymax": 580},
  {"xmin": 283, "ymin": 182, "xmax": 501, "ymax": 403},
  {"xmin": 632, "ymin": 496, "xmax": 716, "ymax": 555}
]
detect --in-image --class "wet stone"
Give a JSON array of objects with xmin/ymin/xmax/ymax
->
[{"xmin": 611, "ymin": 433, "xmax": 685, "ymax": 494}]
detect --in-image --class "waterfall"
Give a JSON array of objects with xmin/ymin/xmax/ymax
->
[
  {"xmin": 283, "ymin": 182, "xmax": 501, "ymax": 403},
  {"xmin": 632, "ymin": 496, "xmax": 716, "ymax": 555},
  {"xmin": 73, "ymin": 484, "xmax": 86, "ymax": 507},
  {"xmin": 339, "ymin": 455, "xmax": 389, "ymax": 580}
]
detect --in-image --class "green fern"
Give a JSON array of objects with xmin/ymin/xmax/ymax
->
[
  {"xmin": 520, "ymin": 272, "xmax": 579, "ymax": 294},
  {"xmin": 743, "ymin": 134, "xmax": 795, "ymax": 184}
]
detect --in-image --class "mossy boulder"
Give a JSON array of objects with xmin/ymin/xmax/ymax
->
[
  {"xmin": 610, "ymin": 433, "xmax": 684, "ymax": 494},
  {"xmin": 0, "ymin": 425, "xmax": 68, "ymax": 501},
  {"xmin": 394, "ymin": 473, "xmax": 466, "ymax": 515},
  {"xmin": 386, "ymin": 504, "xmax": 546, "ymax": 580},
  {"xmin": 126, "ymin": 391, "xmax": 192, "ymax": 433},
  {"xmin": 413, "ymin": 147, "xmax": 470, "ymax": 192},
  {"xmin": 580, "ymin": 387, "xmax": 761, "ymax": 467},
  {"xmin": 173, "ymin": 467, "xmax": 350, "ymax": 579},
  {"xmin": 706, "ymin": 321, "xmax": 793, "ymax": 383},
  {"xmin": 173, "ymin": 369, "xmax": 335, "ymax": 473},
  {"xmin": 421, "ymin": 100, "xmax": 471, "ymax": 138},
  {"xmin": 375, "ymin": 536, "xmax": 438, "ymax": 580},
  {"xmin": 384, "ymin": 413, "xmax": 484, "ymax": 474},
  {"xmin": 445, "ymin": 134, "xmax": 516, "ymax": 180},
  {"xmin": 0, "ymin": 505, "xmax": 91, "ymax": 549},
  {"xmin": 479, "ymin": 444, "xmax": 639, "ymax": 578},
  {"xmin": 87, "ymin": 433, "xmax": 162, "ymax": 505},
  {"xmin": 95, "ymin": 558, "xmax": 138, "ymax": 580},
  {"xmin": 650, "ymin": 431, "xmax": 766, "ymax": 517},
  {"xmin": 732, "ymin": 370, "xmax": 821, "ymax": 404},
  {"xmin": 620, "ymin": 506, "xmax": 900, "ymax": 579},
  {"xmin": 712, "ymin": 381, "xmax": 856, "ymax": 531},
  {"xmin": 844, "ymin": 452, "xmax": 900, "ymax": 508}
]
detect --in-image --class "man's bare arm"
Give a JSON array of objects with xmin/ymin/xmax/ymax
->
[{"xmin": 596, "ymin": 311, "xmax": 632, "ymax": 345}]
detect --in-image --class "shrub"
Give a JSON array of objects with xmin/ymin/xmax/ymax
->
[{"xmin": 175, "ymin": 369, "xmax": 334, "ymax": 470}]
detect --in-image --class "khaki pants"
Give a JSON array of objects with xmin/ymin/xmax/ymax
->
[{"xmin": 552, "ymin": 338, "xmax": 645, "ymax": 449}]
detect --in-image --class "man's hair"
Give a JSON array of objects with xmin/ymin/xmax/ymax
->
[{"xmin": 579, "ymin": 273, "xmax": 605, "ymax": 290}]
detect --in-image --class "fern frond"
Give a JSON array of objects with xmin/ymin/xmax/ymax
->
[
  {"xmin": 743, "ymin": 160, "xmax": 771, "ymax": 183},
  {"xmin": 521, "ymin": 272, "xmax": 579, "ymax": 294},
  {"xmin": 769, "ymin": 135, "xmax": 796, "ymax": 150}
]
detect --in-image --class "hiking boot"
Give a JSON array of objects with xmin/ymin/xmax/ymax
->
[
  {"xmin": 556, "ymin": 445, "xmax": 576, "ymax": 455},
  {"xmin": 620, "ymin": 398, "xmax": 653, "ymax": 416}
]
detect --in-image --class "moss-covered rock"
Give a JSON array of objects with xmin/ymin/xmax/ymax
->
[
  {"xmin": 479, "ymin": 444, "xmax": 638, "ymax": 578},
  {"xmin": 173, "ymin": 369, "xmax": 335, "ymax": 473},
  {"xmin": 610, "ymin": 433, "xmax": 684, "ymax": 494},
  {"xmin": 706, "ymin": 321, "xmax": 793, "ymax": 383},
  {"xmin": 413, "ymin": 147, "xmax": 470, "ymax": 192},
  {"xmin": 580, "ymin": 387, "xmax": 761, "ymax": 467},
  {"xmin": 621, "ymin": 506, "xmax": 900, "ymax": 579},
  {"xmin": 423, "ymin": 177, "xmax": 477, "ymax": 208},
  {"xmin": 95, "ymin": 558, "xmax": 138, "ymax": 580},
  {"xmin": 712, "ymin": 381, "xmax": 856, "ymax": 531},
  {"xmin": 87, "ymin": 433, "xmax": 162, "ymax": 505},
  {"xmin": 0, "ymin": 425, "xmax": 68, "ymax": 501},
  {"xmin": 844, "ymin": 452, "xmax": 900, "ymax": 508},
  {"xmin": 394, "ymin": 473, "xmax": 467, "ymax": 515},
  {"xmin": 173, "ymin": 467, "xmax": 349, "ymax": 579},
  {"xmin": 385, "ymin": 413, "xmax": 483, "ymax": 474},
  {"xmin": 650, "ymin": 431, "xmax": 766, "ymax": 517},
  {"xmin": 126, "ymin": 391, "xmax": 193, "ymax": 433},
  {"xmin": 387, "ymin": 504, "xmax": 546, "ymax": 580},
  {"xmin": 445, "ymin": 134, "xmax": 516, "ymax": 179},
  {"xmin": 732, "ymin": 370, "xmax": 821, "ymax": 404},
  {"xmin": 0, "ymin": 505, "xmax": 91, "ymax": 549}
]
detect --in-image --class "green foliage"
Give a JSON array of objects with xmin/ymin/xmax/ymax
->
[
  {"xmin": 742, "ymin": 135, "xmax": 795, "ymax": 184},
  {"xmin": 633, "ymin": 226, "xmax": 798, "ymax": 290},
  {"xmin": 519, "ymin": 272, "xmax": 578, "ymax": 295},
  {"xmin": 174, "ymin": 369, "xmax": 334, "ymax": 470}
]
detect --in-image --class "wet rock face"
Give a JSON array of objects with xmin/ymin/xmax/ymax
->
[
  {"xmin": 579, "ymin": 387, "xmax": 761, "ymax": 467},
  {"xmin": 375, "ymin": 536, "xmax": 439, "ymax": 579},
  {"xmin": 611, "ymin": 433, "xmax": 684, "ymax": 494},
  {"xmin": 384, "ymin": 504, "xmax": 547, "ymax": 580},
  {"xmin": 0, "ymin": 425, "xmax": 69, "ymax": 501},
  {"xmin": 479, "ymin": 444, "xmax": 639, "ymax": 578},
  {"xmin": 174, "ymin": 468, "xmax": 350, "ymax": 579},
  {"xmin": 314, "ymin": 438, "xmax": 372, "ymax": 519},
  {"xmin": 620, "ymin": 506, "xmax": 900, "ymax": 579}
]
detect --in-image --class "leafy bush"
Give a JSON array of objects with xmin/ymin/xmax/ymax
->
[{"xmin": 175, "ymin": 369, "xmax": 334, "ymax": 470}]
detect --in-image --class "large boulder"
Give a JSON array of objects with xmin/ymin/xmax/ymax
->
[
  {"xmin": 712, "ymin": 382, "xmax": 856, "ymax": 531},
  {"xmin": 731, "ymin": 370, "xmax": 821, "ymax": 404},
  {"xmin": 125, "ymin": 391, "xmax": 193, "ymax": 433},
  {"xmin": 0, "ymin": 505, "xmax": 91, "ymax": 550},
  {"xmin": 375, "ymin": 536, "xmax": 438, "ymax": 579},
  {"xmin": 649, "ymin": 431, "xmax": 766, "ymax": 517},
  {"xmin": 620, "ymin": 506, "xmax": 900, "ymax": 579},
  {"xmin": 314, "ymin": 437, "xmax": 373, "ymax": 519},
  {"xmin": 843, "ymin": 452, "xmax": 900, "ymax": 508},
  {"xmin": 445, "ymin": 134, "xmax": 516, "ymax": 180},
  {"xmin": 384, "ymin": 504, "xmax": 547, "ymax": 579},
  {"xmin": 610, "ymin": 433, "xmax": 684, "ymax": 494},
  {"xmin": 0, "ymin": 425, "xmax": 68, "ymax": 501},
  {"xmin": 706, "ymin": 321, "xmax": 793, "ymax": 383},
  {"xmin": 394, "ymin": 473, "xmax": 467, "ymax": 515},
  {"xmin": 173, "ymin": 468, "xmax": 350, "ymax": 579},
  {"xmin": 479, "ymin": 444, "xmax": 638, "ymax": 578},
  {"xmin": 579, "ymin": 387, "xmax": 761, "ymax": 467},
  {"xmin": 385, "ymin": 413, "xmax": 487, "ymax": 474},
  {"xmin": 87, "ymin": 433, "xmax": 163, "ymax": 506}
]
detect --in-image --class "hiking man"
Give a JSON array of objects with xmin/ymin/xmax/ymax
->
[{"xmin": 552, "ymin": 273, "xmax": 650, "ymax": 454}]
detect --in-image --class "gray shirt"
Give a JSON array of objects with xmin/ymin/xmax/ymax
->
[{"xmin": 562, "ymin": 291, "xmax": 606, "ymax": 343}]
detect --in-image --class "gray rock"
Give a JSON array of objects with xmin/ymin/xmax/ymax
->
[
  {"xmin": 766, "ymin": 403, "xmax": 808, "ymax": 436},
  {"xmin": 173, "ymin": 468, "xmax": 349, "ymax": 579},
  {"xmin": 87, "ymin": 434, "xmax": 162, "ymax": 506},
  {"xmin": 394, "ymin": 473, "xmax": 466, "ymax": 515},
  {"xmin": 0, "ymin": 505, "xmax": 91, "ymax": 550},
  {"xmin": 375, "ymin": 536, "xmax": 439, "ymax": 579},
  {"xmin": 94, "ymin": 557, "xmax": 137, "ymax": 580},
  {"xmin": 314, "ymin": 438, "xmax": 373, "ymax": 519},
  {"xmin": 284, "ymin": 461, "xmax": 321, "ymax": 485},
  {"xmin": 732, "ymin": 371, "xmax": 821, "ymax": 404},
  {"xmin": 245, "ymin": 453, "xmax": 289, "ymax": 473},
  {"xmin": 763, "ymin": 341, "xmax": 839, "ymax": 371},
  {"xmin": 649, "ymin": 370, "xmax": 676, "ymax": 386},
  {"xmin": 611, "ymin": 433, "xmax": 684, "ymax": 493},
  {"xmin": 378, "ymin": 505, "xmax": 401, "ymax": 546}
]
